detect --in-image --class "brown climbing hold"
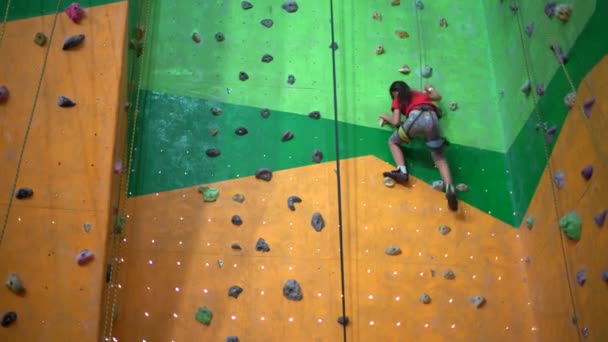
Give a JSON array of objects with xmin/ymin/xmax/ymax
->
[
  {"xmin": 375, "ymin": 45, "xmax": 385, "ymax": 55},
  {"xmin": 34, "ymin": 32, "xmax": 47, "ymax": 46},
  {"xmin": 391, "ymin": 0, "xmax": 400, "ymax": 6},
  {"xmin": 439, "ymin": 18, "xmax": 448, "ymax": 28},
  {"xmin": 372, "ymin": 11, "xmax": 382, "ymax": 21},
  {"xmin": 192, "ymin": 32, "xmax": 201, "ymax": 43},
  {"xmin": 395, "ymin": 30, "xmax": 409, "ymax": 38},
  {"xmin": 135, "ymin": 25, "xmax": 146, "ymax": 41},
  {"xmin": 398, "ymin": 65, "xmax": 410, "ymax": 74}
]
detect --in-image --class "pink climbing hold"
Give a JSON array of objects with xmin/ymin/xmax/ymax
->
[
  {"xmin": 583, "ymin": 97, "xmax": 595, "ymax": 118},
  {"xmin": 65, "ymin": 2, "xmax": 84, "ymax": 23},
  {"xmin": 0, "ymin": 86, "xmax": 8, "ymax": 103},
  {"xmin": 113, "ymin": 159, "xmax": 123, "ymax": 174}
]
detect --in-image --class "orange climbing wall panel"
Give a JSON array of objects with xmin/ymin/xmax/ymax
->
[
  {"xmin": 0, "ymin": 2, "xmax": 128, "ymax": 340},
  {"xmin": 114, "ymin": 156, "xmax": 536, "ymax": 341},
  {"xmin": 520, "ymin": 55, "xmax": 608, "ymax": 342}
]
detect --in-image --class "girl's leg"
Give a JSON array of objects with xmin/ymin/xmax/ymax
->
[
  {"xmin": 431, "ymin": 148, "xmax": 458, "ymax": 211},
  {"xmin": 384, "ymin": 132, "xmax": 409, "ymax": 182}
]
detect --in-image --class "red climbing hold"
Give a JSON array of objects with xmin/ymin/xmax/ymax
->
[{"xmin": 65, "ymin": 3, "xmax": 84, "ymax": 23}]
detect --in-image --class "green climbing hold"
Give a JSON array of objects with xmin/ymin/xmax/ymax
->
[
  {"xmin": 198, "ymin": 186, "xmax": 219, "ymax": 202},
  {"xmin": 114, "ymin": 215, "xmax": 126, "ymax": 234},
  {"xmin": 525, "ymin": 216, "xmax": 535, "ymax": 229},
  {"xmin": 34, "ymin": 32, "xmax": 47, "ymax": 46},
  {"xmin": 559, "ymin": 211, "xmax": 582, "ymax": 241},
  {"xmin": 195, "ymin": 306, "xmax": 212, "ymax": 325}
]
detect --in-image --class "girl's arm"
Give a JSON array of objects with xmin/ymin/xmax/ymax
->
[
  {"xmin": 424, "ymin": 84, "xmax": 442, "ymax": 101},
  {"xmin": 379, "ymin": 109, "xmax": 401, "ymax": 127}
]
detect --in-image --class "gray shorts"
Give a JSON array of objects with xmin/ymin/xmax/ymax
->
[{"xmin": 389, "ymin": 109, "xmax": 446, "ymax": 149}]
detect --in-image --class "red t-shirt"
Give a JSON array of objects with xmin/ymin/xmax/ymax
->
[{"xmin": 391, "ymin": 91, "xmax": 436, "ymax": 117}]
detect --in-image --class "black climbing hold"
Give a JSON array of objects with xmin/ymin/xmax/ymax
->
[
  {"xmin": 235, "ymin": 127, "xmax": 248, "ymax": 136},
  {"xmin": 206, "ymin": 148, "xmax": 221, "ymax": 157},
  {"xmin": 226, "ymin": 337, "xmax": 240, "ymax": 342},
  {"xmin": 262, "ymin": 54, "xmax": 273, "ymax": 63},
  {"xmin": 329, "ymin": 42, "xmax": 338, "ymax": 51},
  {"xmin": 260, "ymin": 108, "xmax": 270, "ymax": 118},
  {"xmin": 231, "ymin": 243, "xmax": 242, "ymax": 250},
  {"xmin": 337, "ymin": 316, "xmax": 349, "ymax": 326},
  {"xmin": 106, "ymin": 264, "xmax": 113, "ymax": 283},
  {"xmin": 311, "ymin": 212, "xmax": 325, "ymax": 232},
  {"xmin": 228, "ymin": 285, "xmax": 243, "ymax": 298},
  {"xmin": 241, "ymin": 1, "xmax": 253, "ymax": 9},
  {"xmin": 1, "ymin": 312, "xmax": 17, "ymax": 327},
  {"xmin": 231, "ymin": 214, "xmax": 243, "ymax": 226},
  {"xmin": 15, "ymin": 187, "xmax": 33, "ymax": 200},
  {"xmin": 62, "ymin": 34, "xmax": 85, "ymax": 50},
  {"xmin": 312, "ymin": 149, "xmax": 323, "ymax": 163},
  {"xmin": 287, "ymin": 196, "xmax": 302, "ymax": 211},
  {"xmin": 58, "ymin": 96, "xmax": 76, "ymax": 107},
  {"xmin": 261, "ymin": 19, "xmax": 273, "ymax": 28},
  {"xmin": 215, "ymin": 32, "xmax": 225, "ymax": 42},
  {"xmin": 34, "ymin": 32, "xmax": 47, "ymax": 46},
  {"xmin": 282, "ymin": 0, "xmax": 298, "ymax": 13},
  {"xmin": 255, "ymin": 238, "xmax": 270, "ymax": 252},
  {"xmin": 281, "ymin": 130, "xmax": 294, "ymax": 142},
  {"xmin": 287, "ymin": 74, "xmax": 295, "ymax": 84},
  {"xmin": 443, "ymin": 269, "xmax": 455, "ymax": 280},
  {"xmin": 282, "ymin": 279, "xmax": 303, "ymax": 301},
  {"xmin": 255, "ymin": 168, "xmax": 272, "ymax": 181},
  {"xmin": 211, "ymin": 106, "xmax": 222, "ymax": 115},
  {"xmin": 239, "ymin": 71, "xmax": 249, "ymax": 81},
  {"xmin": 192, "ymin": 32, "xmax": 201, "ymax": 43},
  {"xmin": 309, "ymin": 111, "xmax": 321, "ymax": 119}
]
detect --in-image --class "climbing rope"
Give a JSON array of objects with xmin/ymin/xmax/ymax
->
[
  {"xmin": 414, "ymin": 1, "xmax": 425, "ymax": 90},
  {"xmin": 0, "ymin": 0, "xmax": 12, "ymax": 49},
  {"xmin": 0, "ymin": 0, "xmax": 63, "ymax": 245},
  {"xmin": 101, "ymin": 0, "xmax": 153, "ymax": 339},
  {"xmin": 514, "ymin": 9, "xmax": 581, "ymax": 341}
]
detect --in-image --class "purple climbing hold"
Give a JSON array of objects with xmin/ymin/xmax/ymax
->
[
  {"xmin": 525, "ymin": 22, "xmax": 534, "ymax": 37},
  {"xmin": 550, "ymin": 42, "xmax": 569, "ymax": 65},
  {"xmin": 62, "ymin": 33, "xmax": 85, "ymax": 50},
  {"xmin": 602, "ymin": 270, "xmax": 608, "ymax": 282},
  {"xmin": 576, "ymin": 269, "xmax": 586, "ymax": 286},
  {"xmin": 553, "ymin": 170, "xmax": 565, "ymax": 189},
  {"xmin": 545, "ymin": 125, "xmax": 557, "ymax": 144},
  {"xmin": 595, "ymin": 210, "xmax": 607, "ymax": 227},
  {"xmin": 0, "ymin": 85, "xmax": 9, "ymax": 103},
  {"xmin": 536, "ymin": 83, "xmax": 545, "ymax": 96},
  {"xmin": 583, "ymin": 97, "xmax": 595, "ymax": 118},
  {"xmin": 580, "ymin": 165, "xmax": 593, "ymax": 180},
  {"xmin": 76, "ymin": 249, "xmax": 95, "ymax": 265},
  {"xmin": 545, "ymin": 2, "xmax": 557, "ymax": 18}
]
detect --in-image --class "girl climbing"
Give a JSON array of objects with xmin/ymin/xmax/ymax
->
[{"xmin": 379, "ymin": 80, "xmax": 458, "ymax": 211}]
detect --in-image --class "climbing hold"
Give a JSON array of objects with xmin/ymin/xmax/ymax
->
[
  {"xmin": 195, "ymin": 306, "xmax": 213, "ymax": 325},
  {"xmin": 309, "ymin": 111, "xmax": 321, "ymax": 119},
  {"xmin": 15, "ymin": 187, "xmax": 33, "ymax": 199},
  {"xmin": 62, "ymin": 34, "xmax": 85, "ymax": 50},
  {"xmin": 235, "ymin": 127, "xmax": 248, "ymax": 136},
  {"xmin": 262, "ymin": 54, "xmax": 273, "ymax": 63},
  {"xmin": 582, "ymin": 327, "xmax": 589, "ymax": 338},
  {"xmin": 449, "ymin": 101, "xmax": 458, "ymax": 111},
  {"xmin": 509, "ymin": 3, "xmax": 519, "ymax": 13},
  {"xmin": 439, "ymin": 18, "xmax": 448, "ymax": 28},
  {"xmin": 255, "ymin": 238, "xmax": 270, "ymax": 252},
  {"xmin": 419, "ymin": 294, "xmax": 431, "ymax": 304},
  {"xmin": 545, "ymin": 125, "xmax": 557, "ymax": 144},
  {"xmin": 192, "ymin": 32, "xmax": 201, "ymax": 43},
  {"xmin": 58, "ymin": 96, "xmax": 76, "ymax": 107},
  {"xmin": 438, "ymin": 225, "xmax": 451, "ymax": 235},
  {"xmin": 232, "ymin": 194, "xmax": 245, "ymax": 203},
  {"xmin": 311, "ymin": 212, "xmax": 325, "ymax": 232},
  {"xmin": 553, "ymin": 170, "xmax": 565, "ymax": 189},
  {"xmin": 281, "ymin": 130, "xmax": 294, "ymax": 142},
  {"xmin": 76, "ymin": 249, "xmax": 95, "ymax": 265},
  {"xmin": 524, "ymin": 256, "xmax": 532, "ymax": 263},
  {"xmin": 241, "ymin": 1, "xmax": 253, "ymax": 9},
  {"xmin": 114, "ymin": 215, "xmax": 126, "ymax": 234},
  {"xmin": 83, "ymin": 222, "xmax": 92, "ymax": 233},
  {"xmin": 1, "ymin": 312, "xmax": 17, "ymax": 327},
  {"xmin": 228, "ymin": 285, "xmax": 243, "ymax": 298},
  {"xmin": 398, "ymin": 65, "xmax": 410, "ymax": 74},
  {"xmin": 5, "ymin": 273, "xmax": 25, "ymax": 295},
  {"xmin": 113, "ymin": 158, "xmax": 123, "ymax": 174},
  {"xmin": 564, "ymin": 92, "xmax": 576, "ymax": 107},
  {"xmin": 261, "ymin": 108, "xmax": 270, "ymax": 118},
  {"xmin": 432, "ymin": 180, "xmax": 444, "ymax": 192},
  {"xmin": 555, "ymin": 4, "xmax": 573, "ymax": 23},
  {"xmin": 430, "ymin": 269, "xmax": 436, "ymax": 277},
  {"xmin": 34, "ymin": 32, "xmax": 47, "ymax": 46},
  {"xmin": 217, "ymin": 259, "xmax": 223, "ymax": 268},
  {"xmin": 0, "ymin": 86, "xmax": 8, "ymax": 103},
  {"xmin": 239, "ymin": 72, "xmax": 249, "ymax": 81},
  {"xmin": 443, "ymin": 269, "xmax": 455, "ymax": 280},
  {"xmin": 525, "ymin": 216, "xmax": 535, "ymax": 229},
  {"xmin": 106, "ymin": 264, "xmax": 113, "ymax": 283},
  {"xmin": 602, "ymin": 270, "xmax": 608, "ymax": 282},
  {"xmin": 226, "ymin": 337, "xmax": 240, "ymax": 342},
  {"xmin": 65, "ymin": 2, "xmax": 84, "ymax": 23},
  {"xmin": 525, "ymin": 22, "xmax": 534, "ymax": 37},
  {"xmin": 576, "ymin": 268, "xmax": 586, "ymax": 286},
  {"xmin": 421, "ymin": 65, "xmax": 432, "ymax": 78},
  {"xmin": 455, "ymin": 183, "xmax": 468, "ymax": 192},
  {"xmin": 135, "ymin": 25, "xmax": 145, "ymax": 41},
  {"xmin": 255, "ymin": 168, "xmax": 272, "ymax": 181},
  {"xmin": 287, "ymin": 74, "xmax": 296, "ymax": 85},
  {"xmin": 283, "ymin": 279, "xmax": 303, "ymax": 301},
  {"xmin": 231, "ymin": 215, "xmax": 243, "ymax": 226},
  {"xmin": 372, "ymin": 11, "xmax": 382, "ymax": 21},
  {"xmin": 521, "ymin": 80, "xmax": 532, "ymax": 95},
  {"xmin": 468, "ymin": 295, "xmax": 485, "ymax": 308},
  {"xmin": 385, "ymin": 246, "xmax": 402, "ymax": 256},
  {"xmin": 559, "ymin": 211, "xmax": 582, "ymax": 241},
  {"xmin": 209, "ymin": 128, "xmax": 218, "ymax": 136},
  {"xmin": 261, "ymin": 19, "xmax": 273, "ymax": 28},
  {"xmin": 391, "ymin": 0, "xmax": 400, "ymax": 6},
  {"xmin": 415, "ymin": 0, "xmax": 424, "ymax": 10},
  {"xmin": 375, "ymin": 45, "xmax": 385, "ymax": 55},
  {"xmin": 550, "ymin": 42, "xmax": 569, "ymax": 65},
  {"xmin": 282, "ymin": 0, "xmax": 298, "ymax": 13},
  {"xmin": 594, "ymin": 210, "xmax": 606, "ymax": 227},
  {"xmin": 395, "ymin": 30, "xmax": 409, "ymax": 38},
  {"xmin": 287, "ymin": 196, "xmax": 302, "ymax": 211},
  {"xmin": 545, "ymin": 2, "xmax": 557, "ymax": 18},
  {"xmin": 581, "ymin": 165, "xmax": 593, "ymax": 180},
  {"xmin": 205, "ymin": 148, "xmax": 221, "ymax": 157},
  {"xmin": 536, "ymin": 83, "xmax": 545, "ymax": 96},
  {"xmin": 198, "ymin": 186, "xmax": 220, "ymax": 202},
  {"xmin": 329, "ymin": 42, "xmax": 339, "ymax": 51},
  {"xmin": 383, "ymin": 177, "xmax": 395, "ymax": 188},
  {"xmin": 337, "ymin": 316, "xmax": 349, "ymax": 326},
  {"xmin": 215, "ymin": 32, "xmax": 225, "ymax": 42},
  {"xmin": 312, "ymin": 149, "xmax": 323, "ymax": 163},
  {"xmin": 231, "ymin": 243, "xmax": 242, "ymax": 250},
  {"xmin": 582, "ymin": 97, "xmax": 595, "ymax": 118}
]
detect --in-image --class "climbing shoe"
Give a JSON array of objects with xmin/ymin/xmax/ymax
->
[
  {"xmin": 445, "ymin": 184, "xmax": 458, "ymax": 211},
  {"xmin": 383, "ymin": 169, "xmax": 409, "ymax": 183}
]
